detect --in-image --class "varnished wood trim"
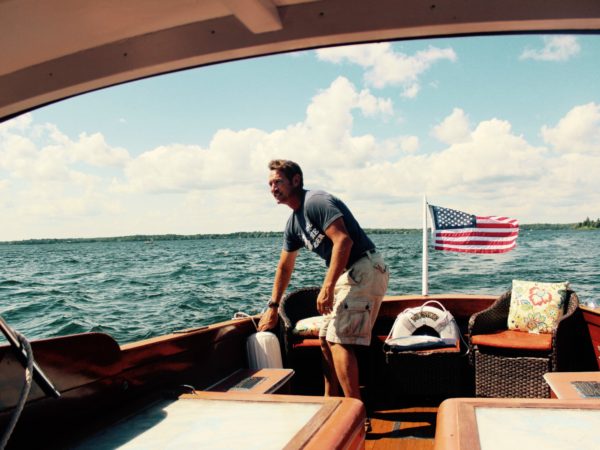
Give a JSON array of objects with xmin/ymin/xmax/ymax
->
[
  {"xmin": 283, "ymin": 399, "xmax": 341, "ymax": 450},
  {"xmin": 437, "ymin": 397, "xmax": 600, "ymax": 450}
]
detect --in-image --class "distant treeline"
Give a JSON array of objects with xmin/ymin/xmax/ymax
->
[
  {"xmin": 1, "ymin": 222, "xmax": 595, "ymax": 245},
  {"xmin": 521, "ymin": 223, "xmax": 576, "ymax": 230},
  {"xmin": 0, "ymin": 232, "xmax": 283, "ymax": 245},
  {"xmin": 1, "ymin": 229, "xmax": 420, "ymax": 245},
  {"xmin": 575, "ymin": 217, "xmax": 600, "ymax": 229}
]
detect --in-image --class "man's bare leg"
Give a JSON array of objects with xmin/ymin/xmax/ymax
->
[
  {"xmin": 320, "ymin": 337, "xmax": 341, "ymax": 396},
  {"xmin": 329, "ymin": 342, "xmax": 361, "ymax": 399}
]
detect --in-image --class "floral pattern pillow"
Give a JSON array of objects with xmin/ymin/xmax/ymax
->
[
  {"xmin": 292, "ymin": 316, "xmax": 324, "ymax": 337},
  {"xmin": 507, "ymin": 279, "xmax": 569, "ymax": 334}
]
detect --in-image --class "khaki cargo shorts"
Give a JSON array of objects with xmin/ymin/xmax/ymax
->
[{"xmin": 319, "ymin": 251, "xmax": 389, "ymax": 346}]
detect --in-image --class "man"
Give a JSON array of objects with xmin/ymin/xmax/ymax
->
[{"xmin": 258, "ymin": 159, "xmax": 389, "ymax": 402}]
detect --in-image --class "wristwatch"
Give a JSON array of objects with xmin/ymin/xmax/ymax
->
[{"xmin": 267, "ymin": 299, "xmax": 280, "ymax": 308}]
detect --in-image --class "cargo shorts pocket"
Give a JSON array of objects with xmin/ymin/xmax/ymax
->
[{"xmin": 335, "ymin": 298, "xmax": 372, "ymax": 339}]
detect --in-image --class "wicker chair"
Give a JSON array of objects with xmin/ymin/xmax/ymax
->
[
  {"xmin": 468, "ymin": 289, "xmax": 581, "ymax": 398},
  {"xmin": 278, "ymin": 287, "xmax": 321, "ymax": 361}
]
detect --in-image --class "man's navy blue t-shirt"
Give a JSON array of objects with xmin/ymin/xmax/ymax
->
[{"xmin": 283, "ymin": 190, "xmax": 375, "ymax": 267}]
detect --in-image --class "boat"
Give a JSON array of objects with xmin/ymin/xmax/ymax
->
[{"xmin": 1, "ymin": 1, "xmax": 600, "ymax": 449}]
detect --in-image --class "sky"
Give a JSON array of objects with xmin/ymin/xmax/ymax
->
[{"xmin": 1, "ymin": 34, "xmax": 600, "ymax": 241}]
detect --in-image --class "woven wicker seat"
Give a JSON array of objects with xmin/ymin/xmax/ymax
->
[
  {"xmin": 278, "ymin": 287, "xmax": 321, "ymax": 361},
  {"xmin": 468, "ymin": 289, "xmax": 581, "ymax": 398}
]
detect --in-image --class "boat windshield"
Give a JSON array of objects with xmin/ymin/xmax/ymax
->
[{"xmin": 1, "ymin": 33, "xmax": 599, "ymax": 343}]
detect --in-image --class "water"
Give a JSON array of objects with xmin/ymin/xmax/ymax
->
[{"xmin": 1, "ymin": 230, "xmax": 598, "ymax": 344}]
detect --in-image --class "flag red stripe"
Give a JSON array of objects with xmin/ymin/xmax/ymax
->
[
  {"xmin": 474, "ymin": 222, "xmax": 519, "ymax": 229},
  {"xmin": 436, "ymin": 231, "xmax": 519, "ymax": 238},
  {"xmin": 477, "ymin": 215, "xmax": 518, "ymax": 222},
  {"xmin": 435, "ymin": 238, "xmax": 517, "ymax": 246},
  {"xmin": 434, "ymin": 245, "xmax": 516, "ymax": 254}
]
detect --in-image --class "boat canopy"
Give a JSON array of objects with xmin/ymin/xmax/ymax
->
[{"xmin": 1, "ymin": 0, "xmax": 600, "ymax": 122}]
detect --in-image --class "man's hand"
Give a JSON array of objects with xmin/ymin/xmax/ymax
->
[
  {"xmin": 317, "ymin": 287, "xmax": 334, "ymax": 315},
  {"xmin": 257, "ymin": 307, "xmax": 279, "ymax": 331}
]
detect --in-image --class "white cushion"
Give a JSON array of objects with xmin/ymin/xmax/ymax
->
[{"xmin": 292, "ymin": 316, "xmax": 324, "ymax": 337}]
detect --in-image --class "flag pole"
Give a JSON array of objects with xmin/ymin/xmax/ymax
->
[{"xmin": 422, "ymin": 195, "xmax": 429, "ymax": 296}]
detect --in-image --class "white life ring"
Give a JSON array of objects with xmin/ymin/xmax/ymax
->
[{"xmin": 388, "ymin": 300, "xmax": 460, "ymax": 341}]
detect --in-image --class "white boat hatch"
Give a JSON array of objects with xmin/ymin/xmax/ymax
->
[{"xmin": 71, "ymin": 398, "xmax": 323, "ymax": 450}]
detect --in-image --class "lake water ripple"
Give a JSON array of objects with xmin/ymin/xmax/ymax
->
[{"xmin": 1, "ymin": 230, "xmax": 598, "ymax": 344}]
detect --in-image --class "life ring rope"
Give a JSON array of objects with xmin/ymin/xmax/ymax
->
[{"xmin": 386, "ymin": 300, "xmax": 461, "ymax": 341}]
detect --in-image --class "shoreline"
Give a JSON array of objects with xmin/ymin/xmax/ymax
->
[{"xmin": 0, "ymin": 223, "xmax": 587, "ymax": 246}]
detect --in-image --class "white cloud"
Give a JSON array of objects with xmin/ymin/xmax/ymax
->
[
  {"xmin": 429, "ymin": 118, "xmax": 547, "ymax": 191},
  {"xmin": 354, "ymin": 111, "xmax": 600, "ymax": 229},
  {"xmin": 316, "ymin": 42, "xmax": 456, "ymax": 97},
  {"xmin": 541, "ymin": 102, "xmax": 600, "ymax": 154},
  {"xmin": 305, "ymin": 76, "xmax": 393, "ymax": 126},
  {"xmin": 116, "ymin": 76, "xmax": 395, "ymax": 195},
  {"xmin": 401, "ymin": 84, "xmax": 420, "ymax": 99},
  {"xmin": 520, "ymin": 35, "xmax": 581, "ymax": 61},
  {"xmin": 432, "ymin": 108, "xmax": 471, "ymax": 144},
  {"xmin": 118, "ymin": 129, "xmax": 267, "ymax": 194},
  {"xmin": 0, "ymin": 77, "xmax": 406, "ymax": 240},
  {"xmin": 0, "ymin": 112, "xmax": 32, "ymax": 133},
  {"xmin": 2, "ymin": 90, "xmax": 600, "ymax": 240},
  {"xmin": 0, "ymin": 114, "xmax": 131, "ymax": 238},
  {"xmin": 0, "ymin": 118, "xmax": 130, "ymax": 184},
  {"xmin": 400, "ymin": 136, "xmax": 419, "ymax": 153},
  {"xmin": 357, "ymin": 89, "xmax": 394, "ymax": 116},
  {"xmin": 39, "ymin": 124, "xmax": 130, "ymax": 168}
]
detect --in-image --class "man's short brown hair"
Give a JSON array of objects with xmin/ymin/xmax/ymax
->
[{"xmin": 268, "ymin": 159, "xmax": 303, "ymax": 188}]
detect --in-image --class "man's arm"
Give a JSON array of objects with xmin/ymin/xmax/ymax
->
[
  {"xmin": 317, "ymin": 217, "xmax": 353, "ymax": 315},
  {"xmin": 257, "ymin": 249, "xmax": 298, "ymax": 331}
]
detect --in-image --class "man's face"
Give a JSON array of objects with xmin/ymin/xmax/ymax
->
[{"xmin": 268, "ymin": 169, "xmax": 297, "ymax": 206}]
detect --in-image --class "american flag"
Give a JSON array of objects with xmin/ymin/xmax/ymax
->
[{"xmin": 428, "ymin": 204, "xmax": 519, "ymax": 254}]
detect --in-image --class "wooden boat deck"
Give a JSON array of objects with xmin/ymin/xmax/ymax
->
[
  {"xmin": 2, "ymin": 297, "xmax": 597, "ymax": 449},
  {"xmin": 366, "ymin": 403, "xmax": 437, "ymax": 450}
]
